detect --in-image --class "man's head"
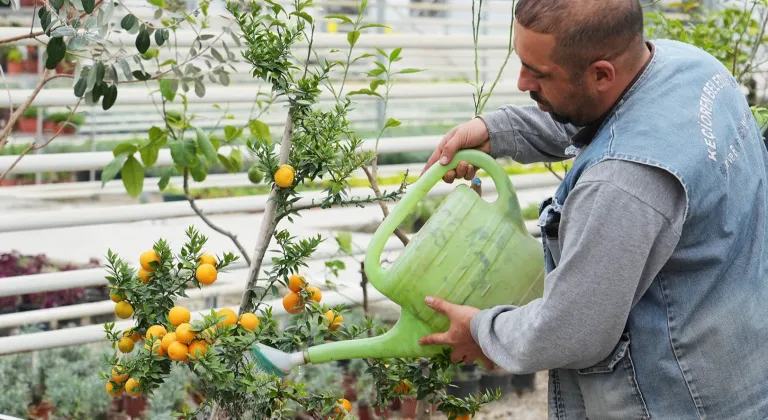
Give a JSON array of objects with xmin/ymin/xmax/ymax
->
[{"xmin": 514, "ymin": 0, "xmax": 649, "ymax": 126}]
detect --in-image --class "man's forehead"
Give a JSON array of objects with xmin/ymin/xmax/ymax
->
[{"xmin": 514, "ymin": 20, "xmax": 557, "ymax": 73}]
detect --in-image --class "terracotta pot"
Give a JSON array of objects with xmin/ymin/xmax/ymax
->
[
  {"xmin": 43, "ymin": 120, "xmax": 57, "ymax": 133},
  {"xmin": 16, "ymin": 117, "xmax": 37, "ymax": 133},
  {"xmin": 60, "ymin": 123, "xmax": 76, "ymax": 135},
  {"xmin": 28, "ymin": 400, "xmax": 54, "ymax": 419},
  {"xmin": 342, "ymin": 375, "xmax": 357, "ymax": 402},
  {"xmin": 356, "ymin": 402, "xmax": 373, "ymax": 420},
  {"xmin": 6, "ymin": 61, "xmax": 23, "ymax": 74},
  {"xmin": 400, "ymin": 398, "xmax": 418, "ymax": 418},
  {"xmin": 122, "ymin": 395, "xmax": 148, "ymax": 417}
]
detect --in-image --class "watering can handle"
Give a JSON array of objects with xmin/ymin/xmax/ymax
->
[{"xmin": 364, "ymin": 149, "xmax": 525, "ymax": 296}]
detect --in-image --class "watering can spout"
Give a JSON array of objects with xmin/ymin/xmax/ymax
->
[{"xmin": 305, "ymin": 309, "xmax": 444, "ymax": 364}]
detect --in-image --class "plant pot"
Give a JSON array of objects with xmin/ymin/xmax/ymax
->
[
  {"xmin": 122, "ymin": 395, "xmax": 148, "ymax": 417},
  {"xmin": 510, "ymin": 373, "xmax": 536, "ymax": 394},
  {"xmin": 342, "ymin": 375, "xmax": 357, "ymax": 402},
  {"xmin": 356, "ymin": 401, "xmax": 373, "ymax": 420},
  {"xmin": 16, "ymin": 117, "xmax": 37, "ymax": 133},
  {"xmin": 28, "ymin": 399, "xmax": 54, "ymax": 419},
  {"xmin": 7, "ymin": 61, "xmax": 23, "ymax": 74},
  {"xmin": 43, "ymin": 120, "xmax": 57, "ymax": 133},
  {"xmin": 447, "ymin": 378, "xmax": 480, "ymax": 399},
  {"xmin": 399, "ymin": 397, "xmax": 418, "ymax": 418}
]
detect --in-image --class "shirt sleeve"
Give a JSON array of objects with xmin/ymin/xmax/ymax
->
[
  {"xmin": 476, "ymin": 105, "xmax": 582, "ymax": 164},
  {"xmin": 468, "ymin": 160, "xmax": 686, "ymax": 374}
]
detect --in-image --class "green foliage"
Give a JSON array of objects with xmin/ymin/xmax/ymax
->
[{"xmin": 0, "ymin": 353, "xmax": 33, "ymax": 418}]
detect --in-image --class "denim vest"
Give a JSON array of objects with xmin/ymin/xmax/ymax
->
[{"xmin": 538, "ymin": 39, "xmax": 768, "ymax": 419}]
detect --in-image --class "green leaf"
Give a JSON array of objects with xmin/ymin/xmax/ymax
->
[
  {"xmin": 158, "ymin": 168, "xmax": 174, "ymax": 190},
  {"xmin": 384, "ymin": 118, "xmax": 401, "ymax": 129},
  {"xmin": 148, "ymin": 126, "xmax": 165, "ymax": 142},
  {"xmin": 102, "ymin": 152, "xmax": 130, "ymax": 186},
  {"xmin": 132, "ymin": 70, "xmax": 152, "ymax": 81},
  {"xmin": 194, "ymin": 80, "xmax": 205, "ymax": 98},
  {"xmin": 136, "ymin": 28, "xmax": 151, "ymax": 54},
  {"xmin": 368, "ymin": 68, "xmax": 386, "ymax": 77},
  {"xmin": 224, "ymin": 126, "xmax": 242, "ymax": 142},
  {"xmin": 336, "ymin": 232, "xmax": 353, "ymax": 255},
  {"xmin": 170, "ymin": 139, "xmax": 196, "ymax": 167},
  {"xmin": 229, "ymin": 149, "xmax": 243, "ymax": 171},
  {"xmin": 196, "ymin": 129, "xmax": 218, "ymax": 164},
  {"xmin": 120, "ymin": 14, "xmax": 137, "ymax": 31},
  {"xmin": 67, "ymin": 35, "xmax": 87, "ymax": 51},
  {"xmin": 82, "ymin": 0, "xmax": 95, "ymax": 14},
  {"xmin": 359, "ymin": 23, "xmax": 389, "ymax": 30},
  {"xmin": 218, "ymin": 154, "xmax": 237, "ymax": 173},
  {"xmin": 347, "ymin": 30, "xmax": 360, "ymax": 47},
  {"xmin": 248, "ymin": 119, "xmax": 270, "ymax": 142},
  {"xmin": 389, "ymin": 47, "xmax": 402, "ymax": 62},
  {"xmin": 159, "ymin": 79, "xmax": 178, "ymax": 101},
  {"xmin": 102, "ymin": 84, "xmax": 118, "ymax": 110},
  {"xmin": 189, "ymin": 155, "xmax": 208, "ymax": 182},
  {"xmin": 140, "ymin": 141, "xmax": 161, "ymax": 167},
  {"xmin": 121, "ymin": 156, "xmax": 145, "ymax": 198},
  {"xmin": 45, "ymin": 38, "xmax": 66, "ymax": 69},
  {"xmin": 325, "ymin": 14, "xmax": 354, "ymax": 24},
  {"xmin": 113, "ymin": 142, "xmax": 138, "ymax": 156},
  {"xmin": 295, "ymin": 11, "xmax": 313, "ymax": 23},
  {"xmin": 211, "ymin": 48, "xmax": 225, "ymax": 63},
  {"xmin": 155, "ymin": 29, "xmax": 168, "ymax": 46},
  {"xmin": 348, "ymin": 88, "xmax": 382, "ymax": 99},
  {"xmin": 147, "ymin": 0, "xmax": 165, "ymax": 6},
  {"xmin": 51, "ymin": 26, "xmax": 76, "ymax": 38},
  {"xmin": 73, "ymin": 78, "xmax": 87, "ymax": 98},
  {"xmin": 370, "ymin": 79, "xmax": 385, "ymax": 92},
  {"xmin": 397, "ymin": 68, "xmax": 424, "ymax": 74}
]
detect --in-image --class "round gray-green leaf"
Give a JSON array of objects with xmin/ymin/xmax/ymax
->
[
  {"xmin": 82, "ymin": 0, "xmax": 95, "ymax": 14},
  {"xmin": 102, "ymin": 84, "xmax": 118, "ymax": 110},
  {"xmin": 45, "ymin": 38, "xmax": 66, "ymax": 69},
  {"xmin": 135, "ymin": 28, "xmax": 151, "ymax": 54},
  {"xmin": 120, "ymin": 14, "xmax": 137, "ymax": 31}
]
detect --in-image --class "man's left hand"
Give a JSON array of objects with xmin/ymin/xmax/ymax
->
[{"xmin": 419, "ymin": 296, "xmax": 495, "ymax": 369}]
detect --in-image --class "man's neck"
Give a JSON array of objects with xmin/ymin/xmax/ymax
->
[{"xmin": 600, "ymin": 41, "xmax": 653, "ymax": 113}]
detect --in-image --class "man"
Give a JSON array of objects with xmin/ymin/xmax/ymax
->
[{"xmin": 418, "ymin": 0, "xmax": 768, "ymax": 419}]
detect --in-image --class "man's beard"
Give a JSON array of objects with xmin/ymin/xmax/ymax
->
[{"xmin": 530, "ymin": 92, "xmax": 582, "ymax": 126}]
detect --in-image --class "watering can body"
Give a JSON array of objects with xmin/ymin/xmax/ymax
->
[{"xmin": 304, "ymin": 149, "xmax": 545, "ymax": 364}]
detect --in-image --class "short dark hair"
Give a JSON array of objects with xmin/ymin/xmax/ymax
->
[{"xmin": 515, "ymin": 0, "xmax": 645, "ymax": 75}]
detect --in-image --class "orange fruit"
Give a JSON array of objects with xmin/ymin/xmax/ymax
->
[
  {"xmin": 239, "ymin": 312, "xmax": 260, "ymax": 331},
  {"xmin": 274, "ymin": 164, "xmax": 295, "ymax": 188},
  {"xmin": 393, "ymin": 380, "xmax": 411, "ymax": 395},
  {"xmin": 288, "ymin": 274, "xmax": 306, "ymax": 292},
  {"xmin": 282, "ymin": 292, "xmax": 303, "ymax": 314},
  {"xmin": 306, "ymin": 286, "xmax": 322, "ymax": 303},
  {"xmin": 125, "ymin": 378, "xmax": 141, "ymax": 396},
  {"xmin": 175, "ymin": 323, "xmax": 195, "ymax": 344},
  {"xmin": 334, "ymin": 398, "xmax": 352, "ymax": 414},
  {"xmin": 196, "ymin": 264, "xmax": 217, "ymax": 285},
  {"xmin": 161, "ymin": 332, "xmax": 177, "ymax": 352},
  {"xmin": 106, "ymin": 381, "xmax": 123, "ymax": 397},
  {"xmin": 124, "ymin": 328, "xmax": 141, "ymax": 343},
  {"xmin": 455, "ymin": 415, "xmax": 471, "ymax": 420},
  {"xmin": 188, "ymin": 340, "xmax": 208, "ymax": 360},
  {"xmin": 114, "ymin": 301, "xmax": 133, "ymax": 319},
  {"xmin": 109, "ymin": 290, "xmax": 126, "ymax": 303},
  {"xmin": 168, "ymin": 341, "xmax": 189, "ymax": 362},
  {"xmin": 216, "ymin": 308, "xmax": 238, "ymax": 327},
  {"xmin": 111, "ymin": 365, "xmax": 129, "ymax": 383},
  {"xmin": 140, "ymin": 250, "xmax": 160, "ymax": 272},
  {"xmin": 118, "ymin": 337, "xmax": 135, "ymax": 353},
  {"xmin": 168, "ymin": 306, "xmax": 191, "ymax": 326},
  {"xmin": 198, "ymin": 254, "xmax": 216, "ymax": 266},
  {"xmin": 325, "ymin": 310, "xmax": 343, "ymax": 331},
  {"xmin": 137, "ymin": 268, "xmax": 152, "ymax": 283},
  {"xmin": 146, "ymin": 325, "xmax": 167, "ymax": 341}
]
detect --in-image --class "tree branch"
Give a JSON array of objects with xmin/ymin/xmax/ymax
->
[
  {"xmin": 0, "ymin": 0, "xmax": 105, "ymax": 45},
  {"xmin": 361, "ymin": 165, "xmax": 410, "ymax": 246},
  {"xmin": 183, "ymin": 169, "xmax": 252, "ymax": 266},
  {"xmin": 0, "ymin": 69, "xmax": 54, "ymax": 153},
  {"xmin": 544, "ymin": 163, "xmax": 564, "ymax": 181}
]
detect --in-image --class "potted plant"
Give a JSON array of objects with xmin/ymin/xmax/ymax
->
[
  {"xmin": 479, "ymin": 366, "xmax": 513, "ymax": 398},
  {"xmin": 25, "ymin": 45, "xmax": 38, "ymax": 73},
  {"xmin": 446, "ymin": 364, "xmax": 481, "ymax": 399},
  {"xmin": 44, "ymin": 111, "xmax": 84, "ymax": 135},
  {"xmin": 16, "ymin": 106, "xmax": 38, "ymax": 133},
  {"xmin": 5, "ymin": 47, "xmax": 23, "ymax": 74}
]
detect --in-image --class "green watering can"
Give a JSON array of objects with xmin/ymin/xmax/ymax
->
[{"xmin": 251, "ymin": 149, "xmax": 546, "ymax": 376}]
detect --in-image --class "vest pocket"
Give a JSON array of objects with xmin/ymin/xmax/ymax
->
[{"xmin": 575, "ymin": 333, "xmax": 651, "ymax": 419}]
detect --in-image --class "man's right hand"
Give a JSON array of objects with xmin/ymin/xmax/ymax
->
[{"xmin": 421, "ymin": 117, "xmax": 491, "ymax": 183}]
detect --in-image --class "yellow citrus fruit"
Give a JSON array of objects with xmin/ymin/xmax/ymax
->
[
  {"xmin": 288, "ymin": 274, "xmax": 306, "ymax": 293},
  {"xmin": 175, "ymin": 323, "xmax": 195, "ymax": 344},
  {"xmin": 168, "ymin": 341, "xmax": 189, "ymax": 362},
  {"xmin": 161, "ymin": 332, "xmax": 177, "ymax": 352},
  {"xmin": 306, "ymin": 286, "xmax": 322, "ymax": 303},
  {"xmin": 146, "ymin": 325, "xmax": 167, "ymax": 341},
  {"xmin": 137, "ymin": 268, "xmax": 152, "ymax": 283},
  {"xmin": 239, "ymin": 312, "xmax": 260, "ymax": 331},
  {"xmin": 109, "ymin": 290, "xmax": 126, "ymax": 303},
  {"xmin": 106, "ymin": 381, "xmax": 123, "ymax": 397},
  {"xmin": 168, "ymin": 306, "xmax": 191, "ymax": 327},
  {"xmin": 201, "ymin": 326, "xmax": 217, "ymax": 343},
  {"xmin": 140, "ymin": 250, "xmax": 160, "ymax": 272},
  {"xmin": 124, "ymin": 328, "xmax": 141, "ymax": 343},
  {"xmin": 125, "ymin": 378, "xmax": 141, "ymax": 396},
  {"xmin": 456, "ymin": 415, "xmax": 471, "ymax": 420},
  {"xmin": 114, "ymin": 301, "xmax": 133, "ymax": 319},
  {"xmin": 196, "ymin": 264, "xmax": 217, "ymax": 285},
  {"xmin": 334, "ymin": 399, "xmax": 352, "ymax": 414},
  {"xmin": 117, "ymin": 337, "xmax": 135, "ymax": 353},
  {"xmin": 325, "ymin": 310, "xmax": 343, "ymax": 331},
  {"xmin": 111, "ymin": 365, "xmax": 129, "ymax": 383},
  {"xmin": 198, "ymin": 254, "xmax": 216, "ymax": 266},
  {"xmin": 393, "ymin": 380, "xmax": 411, "ymax": 395},
  {"xmin": 274, "ymin": 164, "xmax": 295, "ymax": 188},
  {"xmin": 188, "ymin": 340, "xmax": 208, "ymax": 360},
  {"xmin": 282, "ymin": 292, "xmax": 303, "ymax": 314},
  {"xmin": 216, "ymin": 308, "xmax": 238, "ymax": 327}
]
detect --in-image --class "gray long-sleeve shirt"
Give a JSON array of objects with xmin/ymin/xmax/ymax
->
[{"xmin": 469, "ymin": 105, "xmax": 687, "ymax": 373}]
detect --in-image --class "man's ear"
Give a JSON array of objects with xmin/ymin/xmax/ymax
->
[{"xmin": 591, "ymin": 60, "xmax": 615, "ymax": 92}]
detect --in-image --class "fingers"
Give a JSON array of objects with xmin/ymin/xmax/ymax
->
[
  {"xmin": 480, "ymin": 356, "xmax": 496, "ymax": 371},
  {"xmin": 422, "ymin": 126, "xmax": 459, "ymax": 176},
  {"xmin": 419, "ymin": 332, "xmax": 451, "ymax": 346},
  {"xmin": 424, "ymin": 296, "xmax": 455, "ymax": 316}
]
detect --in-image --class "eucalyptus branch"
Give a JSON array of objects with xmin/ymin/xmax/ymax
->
[
  {"xmin": 0, "ymin": 98, "xmax": 83, "ymax": 180},
  {"xmin": 0, "ymin": 0, "xmax": 105, "ymax": 45},
  {"xmin": 732, "ymin": 0, "xmax": 760, "ymax": 75},
  {"xmin": 0, "ymin": 69, "xmax": 57, "ymax": 153},
  {"xmin": 477, "ymin": 0, "xmax": 517, "ymax": 115},
  {"xmin": 543, "ymin": 163, "xmax": 564, "ymax": 181}
]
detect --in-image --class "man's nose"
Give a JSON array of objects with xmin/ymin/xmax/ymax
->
[{"xmin": 517, "ymin": 68, "xmax": 538, "ymax": 92}]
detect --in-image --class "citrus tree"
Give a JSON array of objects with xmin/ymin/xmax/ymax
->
[{"xmin": 96, "ymin": 0, "xmax": 505, "ymax": 419}]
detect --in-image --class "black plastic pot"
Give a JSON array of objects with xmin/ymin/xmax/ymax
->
[
  {"xmin": 510, "ymin": 373, "xmax": 536, "ymax": 394},
  {"xmin": 480, "ymin": 372, "xmax": 513, "ymax": 396},
  {"xmin": 447, "ymin": 378, "xmax": 481, "ymax": 399}
]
